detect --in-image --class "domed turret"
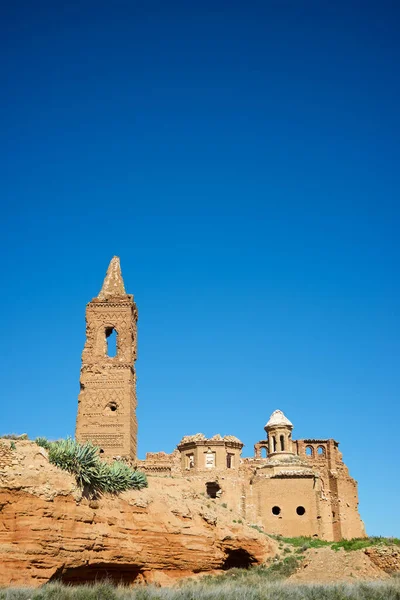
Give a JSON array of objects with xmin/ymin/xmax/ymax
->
[{"xmin": 264, "ymin": 410, "xmax": 294, "ymax": 455}]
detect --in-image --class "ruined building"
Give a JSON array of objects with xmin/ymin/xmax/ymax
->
[
  {"xmin": 76, "ymin": 257, "xmax": 366, "ymax": 541},
  {"xmin": 76, "ymin": 257, "xmax": 138, "ymax": 459}
]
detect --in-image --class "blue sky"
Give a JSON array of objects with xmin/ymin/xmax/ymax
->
[{"xmin": 2, "ymin": 1, "xmax": 399, "ymax": 537}]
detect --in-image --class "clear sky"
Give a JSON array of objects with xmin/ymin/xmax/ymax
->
[{"xmin": 2, "ymin": 1, "xmax": 399, "ymax": 537}]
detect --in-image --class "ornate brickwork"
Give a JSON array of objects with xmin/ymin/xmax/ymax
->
[
  {"xmin": 75, "ymin": 257, "xmax": 138, "ymax": 459},
  {"xmin": 73, "ymin": 257, "xmax": 365, "ymax": 541}
]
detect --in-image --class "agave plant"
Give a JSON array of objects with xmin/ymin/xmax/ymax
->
[
  {"xmin": 35, "ymin": 436, "xmax": 147, "ymax": 496},
  {"xmin": 97, "ymin": 460, "xmax": 148, "ymax": 494},
  {"xmin": 129, "ymin": 469, "xmax": 148, "ymax": 490},
  {"xmin": 48, "ymin": 438, "xmax": 102, "ymax": 490},
  {"xmin": 35, "ymin": 437, "xmax": 51, "ymax": 450}
]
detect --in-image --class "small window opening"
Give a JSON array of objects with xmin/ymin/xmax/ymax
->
[
  {"xmin": 206, "ymin": 481, "xmax": 221, "ymax": 498},
  {"xmin": 272, "ymin": 436, "xmax": 277, "ymax": 452},
  {"xmin": 108, "ymin": 402, "xmax": 117, "ymax": 412},
  {"xmin": 226, "ymin": 453, "xmax": 234, "ymax": 469},
  {"xmin": 305, "ymin": 446, "xmax": 313, "ymax": 457},
  {"xmin": 280, "ymin": 435, "xmax": 285, "ymax": 451},
  {"xmin": 296, "ymin": 506, "xmax": 306, "ymax": 516},
  {"xmin": 272, "ymin": 506, "xmax": 281, "ymax": 515},
  {"xmin": 105, "ymin": 327, "xmax": 117, "ymax": 357},
  {"xmin": 186, "ymin": 453, "xmax": 195, "ymax": 469},
  {"xmin": 99, "ymin": 449, "xmax": 104, "ymax": 454},
  {"xmin": 317, "ymin": 446, "xmax": 325, "ymax": 456}
]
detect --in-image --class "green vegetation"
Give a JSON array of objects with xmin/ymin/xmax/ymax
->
[
  {"xmin": 0, "ymin": 433, "xmax": 28, "ymax": 440},
  {"xmin": 2, "ymin": 579, "xmax": 400, "ymax": 600},
  {"xmin": 35, "ymin": 437, "xmax": 147, "ymax": 497},
  {"xmin": 180, "ymin": 559, "xmax": 301, "ymax": 588},
  {"xmin": 331, "ymin": 537, "xmax": 400, "ymax": 552},
  {"xmin": 270, "ymin": 535, "xmax": 400, "ymax": 553}
]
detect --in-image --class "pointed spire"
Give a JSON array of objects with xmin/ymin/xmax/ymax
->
[{"xmin": 97, "ymin": 256, "xmax": 126, "ymax": 300}]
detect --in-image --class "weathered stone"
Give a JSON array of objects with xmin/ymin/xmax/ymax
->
[
  {"xmin": 75, "ymin": 257, "xmax": 138, "ymax": 460},
  {"xmin": 75, "ymin": 258, "xmax": 366, "ymax": 542},
  {"xmin": 365, "ymin": 545, "xmax": 400, "ymax": 573},
  {"xmin": 0, "ymin": 442, "xmax": 274, "ymax": 587},
  {"xmin": 97, "ymin": 256, "xmax": 126, "ymax": 300}
]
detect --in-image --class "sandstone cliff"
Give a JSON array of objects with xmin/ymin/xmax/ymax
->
[{"xmin": 0, "ymin": 441, "xmax": 276, "ymax": 587}]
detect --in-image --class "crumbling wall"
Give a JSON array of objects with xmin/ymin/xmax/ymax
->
[
  {"xmin": 76, "ymin": 258, "xmax": 139, "ymax": 460},
  {"xmin": 0, "ymin": 441, "xmax": 14, "ymax": 471},
  {"xmin": 296, "ymin": 439, "xmax": 365, "ymax": 540}
]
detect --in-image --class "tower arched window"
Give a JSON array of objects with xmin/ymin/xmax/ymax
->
[{"xmin": 105, "ymin": 327, "xmax": 118, "ymax": 357}]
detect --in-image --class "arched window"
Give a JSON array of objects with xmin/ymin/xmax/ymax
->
[
  {"xmin": 272, "ymin": 436, "xmax": 277, "ymax": 452},
  {"xmin": 105, "ymin": 327, "xmax": 117, "ymax": 357},
  {"xmin": 280, "ymin": 435, "xmax": 285, "ymax": 451},
  {"xmin": 317, "ymin": 446, "xmax": 325, "ymax": 457},
  {"xmin": 305, "ymin": 445, "xmax": 314, "ymax": 457},
  {"xmin": 261, "ymin": 446, "xmax": 268, "ymax": 458}
]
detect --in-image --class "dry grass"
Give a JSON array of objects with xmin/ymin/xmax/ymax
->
[{"xmin": 1, "ymin": 577, "xmax": 400, "ymax": 600}]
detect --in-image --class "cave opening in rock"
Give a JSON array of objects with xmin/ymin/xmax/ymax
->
[
  {"xmin": 222, "ymin": 548, "xmax": 256, "ymax": 570},
  {"xmin": 49, "ymin": 563, "xmax": 143, "ymax": 586}
]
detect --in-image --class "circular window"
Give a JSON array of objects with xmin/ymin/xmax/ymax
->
[
  {"xmin": 296, "ymin": 506, "xmax": 306, "ymax": 516},
  {"xmin": 272, "ymin": 506, "xmax": 281, "ymax": 515}
]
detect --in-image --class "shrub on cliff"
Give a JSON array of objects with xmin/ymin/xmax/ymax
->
[{"xmin": 35, "ymin": 437, "xmax": 147, "ymax": 496}]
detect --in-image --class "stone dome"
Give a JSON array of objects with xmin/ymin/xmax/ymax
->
[{"xmin": 265, "ymin": 409, "xmax": 293, "ymax": 429}]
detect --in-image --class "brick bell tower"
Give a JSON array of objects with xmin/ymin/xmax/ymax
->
[{"xmin": 75, "ymin": 256, "xmax": 138, "ymax": 459}]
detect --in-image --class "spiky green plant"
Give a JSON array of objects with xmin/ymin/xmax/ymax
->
[
  {"xmin": 48, "ymin": 438, "xmax": 103, "ymax": 490},
  {"xmin": 97, "ymin": 460, "xmax": 147, "ymax": 494},
  {"xmin": 35, "ymin": 436, "xmax": 51, "ymax": 450},
  {"xmin": 35, "ymin": 437, "xmax": 147, "ymax": 497}
]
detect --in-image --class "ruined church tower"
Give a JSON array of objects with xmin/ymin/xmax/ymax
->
[{"xmin": 75, "ymin": 257, "xmax": 138, "ymax": 459}]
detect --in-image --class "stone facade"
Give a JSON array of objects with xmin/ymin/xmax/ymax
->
[
  {"xmin": 177, "ymin": 434, "xmax": 243, "ymax": 473},
  {"xmin": 140, "ymin": 411, "xmax": 366, "ymax": 541},
  {"xmin": 76, "ymin": 257, "xmax": 366, "ymax": 541},
  {"xmin": 75, "ymin": 257, "xmax": 138, "ymax": 459}
]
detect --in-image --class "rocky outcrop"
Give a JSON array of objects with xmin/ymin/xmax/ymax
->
[
  {"xmin": 0, "ymin": 441, "xmax": 276, "ymax": 587},
  {"xmin": 365, "ymin": 545, "xmax": 400, "ymax": 574}
]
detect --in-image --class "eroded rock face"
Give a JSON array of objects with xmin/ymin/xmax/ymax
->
[
  {"xmin": 365, "ymin": 546, "xmax": 400, "ymax": 574},
  {"xmin": 0, "ymin": 441, "xmax": 276, "ymax": 587}
]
